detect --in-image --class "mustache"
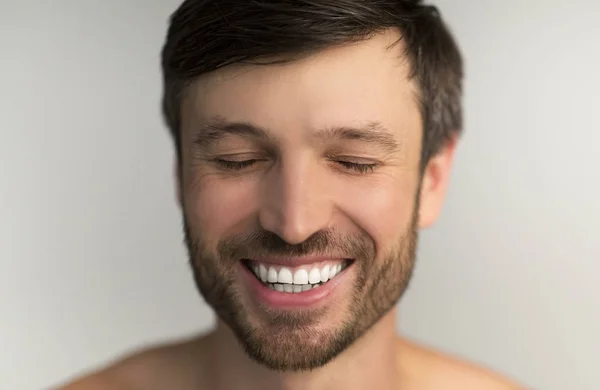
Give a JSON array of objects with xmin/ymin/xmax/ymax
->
[{"xmin": 216, "ymin": 228, "xmax": 375, "ymax": 262}]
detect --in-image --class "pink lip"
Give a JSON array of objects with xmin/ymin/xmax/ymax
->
[
  {"xmin": 246, "ymin": 256, "xmax": 346, "ymax": 267},
  {"xmin": 238, "ymin": 261, "xmax": 353, "ymax": 309}
]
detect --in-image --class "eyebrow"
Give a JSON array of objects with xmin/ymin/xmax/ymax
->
[
  {"xmin": 193, "ymin": 116, "xmax": 401, "ymax": 154},
  {"xmin": 192, "ymin": 116, "xmax": 275, "ymax": 148},
  {"xmin": 315, "ymin": 122, "xmax": 401, "ymax": 154}
]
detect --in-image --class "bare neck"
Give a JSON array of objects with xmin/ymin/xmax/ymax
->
[{"xmin": 201, "ymin": 309, "xmax": 401, "ymax": 390}]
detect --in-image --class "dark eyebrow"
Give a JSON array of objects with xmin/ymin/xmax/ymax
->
[
  {"xmin": 193, "ymin": 116, "xmax": 274, "ymax": 148},
  {"xmin": 194, "ymin": 117, "xmax": 401, "ymax": 154},
  {"xmin": 315, "ymin": 122, "xmax": 401, "ymax": 154}
]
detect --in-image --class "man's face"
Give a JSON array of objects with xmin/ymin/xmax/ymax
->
[{"xmin": 178, "ymin": 30, "xmax": 434, "ymax": 371}]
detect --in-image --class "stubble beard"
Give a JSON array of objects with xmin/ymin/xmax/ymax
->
[{"xmin": 183, "ymin": 206, "xmax": 419, "ymax": 372}]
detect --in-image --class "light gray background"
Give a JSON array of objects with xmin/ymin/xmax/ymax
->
[{"xmin": 1, "ymin": 1, "xmax": 599, "ymax": 389}]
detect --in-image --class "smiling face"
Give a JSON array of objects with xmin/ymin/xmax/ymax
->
[{"xmin": 177, "ymin": 29, "xmax": 453, "ymax": 371}]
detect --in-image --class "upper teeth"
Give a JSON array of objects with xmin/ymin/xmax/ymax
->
[{"xmin": 251, "ymin": 262, "xmax": 345, "ymax": 285}]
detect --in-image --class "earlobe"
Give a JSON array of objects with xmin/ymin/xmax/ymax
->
[{"xmin": 417, "ymin": 136, "xmax": 458, "ymax": 229}]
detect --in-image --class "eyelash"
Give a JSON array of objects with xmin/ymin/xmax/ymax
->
[
  {"xmin": 214, "ymin": 159, "xmax": 378, "ymax": 174},
  {"xmin": 214, "ymin": 159, "xmax": 259, "ymax": 171},
  {"xmin": 335, "ymin": 161, "xmax": 378, "ymax": 174}
]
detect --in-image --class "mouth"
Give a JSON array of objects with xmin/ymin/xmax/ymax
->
[{"xmin": 242, "ymin": 259, "xmax": 353, "ymax": 294}]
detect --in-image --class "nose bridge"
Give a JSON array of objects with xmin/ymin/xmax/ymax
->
[{"xmin": 259, "ymin": 155, "xmax": 331, "ymax": 244}]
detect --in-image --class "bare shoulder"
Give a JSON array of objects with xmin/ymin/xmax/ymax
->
[
  {"xmin": 399, "ymin": 338, "xmax": 525, "ymax": 390},
  {"xmin": 56, "ymin": 336, "xmax": 208, "ymax": 390},
  {"xmin": 57, "ymin": 371, "xmax": 127, "ymax": 390},
  {"xmin": 425, "ymin": 355, "xmax": 523, "ymax": 390}
]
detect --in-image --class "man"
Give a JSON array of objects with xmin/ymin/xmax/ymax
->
[{"xmin": 61, "ymin": 1, "xmax": 523, "ymax": 389}]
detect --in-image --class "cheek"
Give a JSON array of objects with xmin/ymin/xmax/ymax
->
[
  {"xmin": 334, "ymin": 176, "xmax": 418, "ymax": 251},
  {"xmin": 186, "ymin": 176, "xmax": 259, "ymax": 245}
]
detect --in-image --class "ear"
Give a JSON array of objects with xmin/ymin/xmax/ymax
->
[{"xmin": 418, "ymin": 135, "xmax": 458, "ymax": 229}]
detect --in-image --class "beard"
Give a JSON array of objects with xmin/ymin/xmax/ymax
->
[{"xmin": 183, "ymin": 202, "xmax": 419, "ymax": 372}]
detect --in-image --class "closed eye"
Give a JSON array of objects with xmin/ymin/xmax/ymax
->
[
  {"xmin": 213, "ymin": 158, "xmax": 378, "ymax": 174},
  {"xmin": 214, "ymin": 159, "xmax": 260, "ymax": 171},
  {"xmin": 334, "ymin": 160, "xmax": 378, "ymax": 174}
]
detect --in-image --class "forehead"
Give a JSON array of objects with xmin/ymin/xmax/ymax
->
[{"xmin": 181, "ymin": 29, "xmax": 422, "ymax": 144}]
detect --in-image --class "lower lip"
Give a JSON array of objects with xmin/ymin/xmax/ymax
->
[{"xmin": 238, "ymin": 262, "xmax": 353, "ymax": 309}]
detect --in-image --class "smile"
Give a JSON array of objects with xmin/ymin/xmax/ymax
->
[{"xmin": 243, "ymin": 259, "xmax": 352, "ymax": 294}]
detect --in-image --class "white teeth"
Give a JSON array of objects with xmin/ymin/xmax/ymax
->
[
  {"xmin": 320, "ymin": 265, "xmax": 330, "ymax": 283},
  {"xmin": 267, "ymin": 267, "xmax": 277, "ymax": 283},
  {"xmin": 259, "ymin": 265, "xmax": 268, "ymax": 282},
  {"xmin": 293, "ymin": 269, "xmax": 309, "ymax": 284},
  {"xmin": 308, "ymin": 268, "xmax": 321, "ymax": 284},
  {"xmin": 278, "ymin": 267, "xmax": 293, "ymax": 284},
  {"xmin": 267, "ymin": 283, "xmax": 322, "ymax": 293},
  {"xmin": 329, "ymin": 265, "xmax": 338, "ymax": 279},
  {"xmin": 267, "ymin": 267, "xmax": 278, "ymax": 283},
  {"xmin": 252, "ymin": 261, "xmax": 350, "ymax": 291}
]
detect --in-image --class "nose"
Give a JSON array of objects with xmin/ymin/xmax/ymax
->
[{"xmin": 258, "ymin": 158, "xmax": 332, "ymax": 245}]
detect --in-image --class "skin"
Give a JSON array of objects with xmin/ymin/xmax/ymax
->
[{"xmin": 58, "ymin": 29, "xmax": 523, "ymax": 390}]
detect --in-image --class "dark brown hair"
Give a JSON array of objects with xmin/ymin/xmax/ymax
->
[{"xmin": 161, "ymin": 0, "xmax": 463, "ymax": 169}]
